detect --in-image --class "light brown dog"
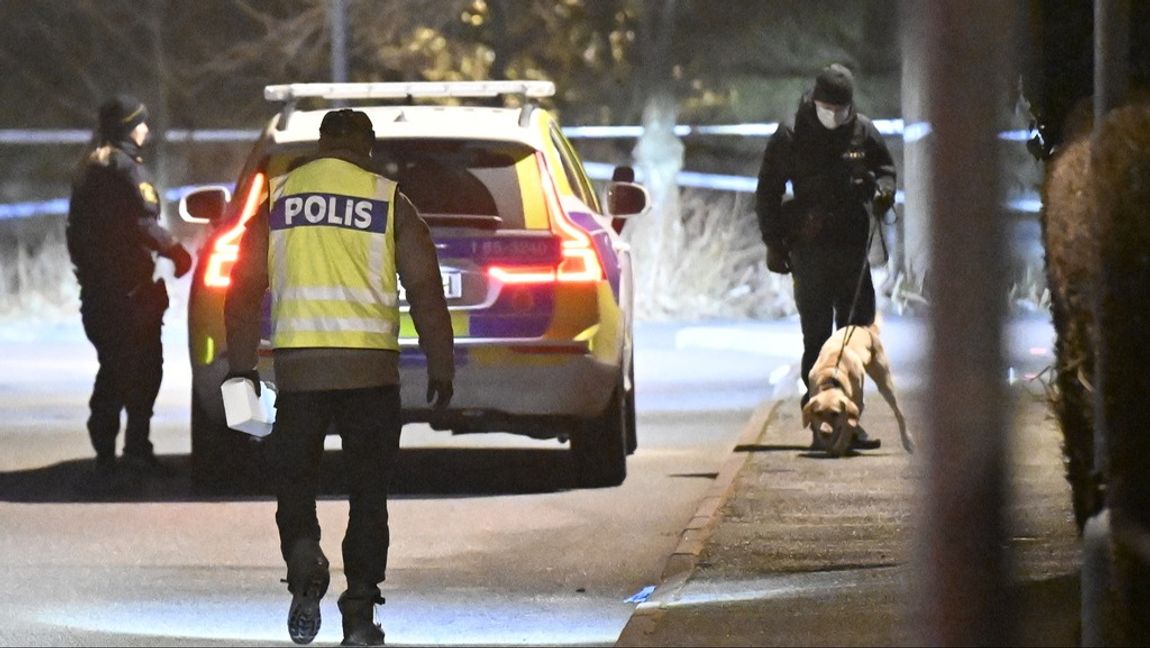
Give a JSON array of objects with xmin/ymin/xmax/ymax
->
[{"xmin": 802, "ymin": 323, "xmax": 913, "ymax": 456}]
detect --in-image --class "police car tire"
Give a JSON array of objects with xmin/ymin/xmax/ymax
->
[
  {"xmin": 572, "ymin": 375, "xmax": 628, "ymax": 488},
  {"xmin": 190, "ymin": 390, "xmax": 268, "ymax": 493},
  {"xmin": 624, "ymin": 358, "xmax": 637, "ymax": 456}
]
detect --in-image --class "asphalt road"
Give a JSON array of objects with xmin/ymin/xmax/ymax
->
[
  {"xmin": 0, "ymin": 317, "xmax": 785, "ymax": 647},
  {"xmin": 0, "ymin": 312, "xmax": 1054, "ymax": 646}
]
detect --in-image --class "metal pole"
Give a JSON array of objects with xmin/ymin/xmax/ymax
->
[
  {"xmin": 1087, "ymin": 0, "xmax": 1127, "ymax": 483},
  {"xmin": 330, "ymin": 0, "xmax": 348, "ymax": 83},
  {"xmin": 912, "ymin": 1, "xmax": 1016, "ymax": 644},
  {"xmin": 1093, "ymin": 0, "xmax": 1129, "ymax": 138},
  {"xmin": 1085, "ymin": 1, "xmax": 1131, "ymax": 644},
  {"xmin": 150, "ymin": 1, "xmax": 172, "ymax": 214}
]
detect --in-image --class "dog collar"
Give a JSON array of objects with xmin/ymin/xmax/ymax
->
[{"xmin": 817, "ymin": 376, "xmax": 846, "ymax": 392}]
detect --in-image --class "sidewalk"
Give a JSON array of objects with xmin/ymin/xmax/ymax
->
[{"xmin": 617, "ymin": 382, "xmax": 1082, "ymax": 647}]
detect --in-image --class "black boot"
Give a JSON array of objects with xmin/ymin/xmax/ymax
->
[
  {"xmin": 808, "ymin": 430, "xmax": 825, "ymax": 451},
  {"xmin": 285, "ymin": 539, "xmax": 330, "ymax": 645},
  {"xmin": 120, "ymin": 450, "xmax": 178, "ymax": 478},
  {"xmin": 94, "ymin": 452, "xmax": 118, "ymax": 478},
  {"xmin": 850, "ymin": 427, "xmax": 882, "ymax": 451},
  {"xmin": 339, "ymin": 585, "xmax": 386, "ymax": 647}
]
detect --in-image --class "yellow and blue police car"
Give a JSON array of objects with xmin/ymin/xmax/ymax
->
[{"xmin": 180, "ymin": 81, "xmax": 648, "ymax": 489}]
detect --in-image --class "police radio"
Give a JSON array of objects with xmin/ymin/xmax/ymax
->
[{"xmin": 842, "ymin": 148, "xmax": 875, "ymax": 203}]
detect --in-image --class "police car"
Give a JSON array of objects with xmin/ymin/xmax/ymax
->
[{"xmin": 180, "ymin": 81, "xmax": 648, "ymax": 489}]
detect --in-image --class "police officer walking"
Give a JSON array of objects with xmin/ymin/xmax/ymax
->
[
  {"xmin": 224, "ymin": 109, "xmax": 454, "ymax": 646},
  {"xmin": 755, "ymin": 64, "xmax": 896, "ymax": 450},
  {"xmin": 66, "ymin": 94, "xmax": 192, "ymax": 479}
]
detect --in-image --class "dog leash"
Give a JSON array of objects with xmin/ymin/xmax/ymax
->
[{"xmin": 833, "ymin": 212, "xmax": 883, "ymax": 372}]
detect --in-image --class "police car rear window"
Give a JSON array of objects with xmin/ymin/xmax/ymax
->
[{"xmin": 265, "ymin": 139, "xmax": 533, "ymax": 230}]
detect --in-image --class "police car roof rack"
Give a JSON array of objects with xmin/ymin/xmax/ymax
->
[
  {"xmin": 517, "ymin": 103, "xmax": 537, "ymax": 127},
  {"xmin": 265, "ymin": 81, "xmax": 556, "ymax": 131}
]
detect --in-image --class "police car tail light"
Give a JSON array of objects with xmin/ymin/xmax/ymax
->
[
  {"xmin": 487, "ymin": 155, "xmax": 604, "ymax": 285},
  {"xmin": 204, "ymin": 172, "xmax": 266, "ymax": 288},
  {"xmin": 547, "ymin": 176, "xmax": 604, "ymax": 284},
  {"xmin": 488, "ymin": 265, "xmax": 557, "ymax": 284},
  {"xmin": 554, "ymin": 217, "xmax": 604, "ymax": 283}
]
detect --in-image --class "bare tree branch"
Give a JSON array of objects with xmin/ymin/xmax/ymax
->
[{"xmin": 0, "ymin": 47, "xmax": 92, "ymax": 122}]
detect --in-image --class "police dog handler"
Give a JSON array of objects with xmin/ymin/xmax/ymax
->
[
  {"xmin": 67, "ymin": 95, "xmax": 193, "ymax": 479},
  {"xmin": 755, "ymin": 63, "xmax": 896, "ymax": 450},
  {"xmin": 225, "ymin": 109, "xmax": 454, "ymax": 646}
]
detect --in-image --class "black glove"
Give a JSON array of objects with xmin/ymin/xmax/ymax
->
[
  {"xmin": 766, "ymin": 245, "xmax": 791, "ymax": 275},
  {"xmin": 167, "ymin": 243, "xmax": 193, "ymax": 278},
  {"xmin": 224, "ymin": 369, "xmax": 261, "ymax": 396},
  {"xmin": 426, "ymin": 379, "xmax": 453, "ymax": 410},
  {"xmin": 851, "ymin": 170, "xmax": 877, "ymax": 202},
  {"xmin": 873, "ymin": 189, "xmax": 895, "ymax": 216}
]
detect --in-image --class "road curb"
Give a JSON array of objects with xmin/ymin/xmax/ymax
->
[{"xmin": 615, "ymin": 398, "xmax": 782, "ymax": 647}]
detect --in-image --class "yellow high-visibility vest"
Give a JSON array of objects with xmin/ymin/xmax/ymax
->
[{"xmin": 267, "ymin": 158, "xmax": 399, "ymax": 350}]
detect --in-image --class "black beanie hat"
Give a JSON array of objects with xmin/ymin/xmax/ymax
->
[
  {"xmin": 812, "ymin": 63, "xmax": 854, "ymax": 105},
  {"xmin": 97, "ymin": 94, "xmax": 148, "ymax": 141},
  {"xmin": 320, "ymin": 109, "xmax": 375, "ymax": 139}
]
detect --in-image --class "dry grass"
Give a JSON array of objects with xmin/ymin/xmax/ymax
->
[
  {"xmin": 622, "ymin": 188, "xmax": 1049, "ymax": 321},
  {"xmin": 0, "ymin": 223, "xmax": 79, "ymax": 323},
  {"xmin": 624, "ymin": 188, "xmax": 796, "ymax": 321},
  {"xmin": 0, "ymin": 189, "xmax": 1050, "ymax": 326}
]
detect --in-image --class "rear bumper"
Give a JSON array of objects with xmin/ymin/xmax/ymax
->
[
  {"xmin": 398, "ymin": 339, "xmax": 617, "ymax": 419},
  {"xmin": 192, "ymin": 338, "xmax": 618, "ymax": 429}
]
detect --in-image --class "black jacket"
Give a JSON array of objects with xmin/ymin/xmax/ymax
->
[
  {"xmin": 66, "ymin": 141, "xmax": 177, "ymax": 299},
  {"xmin": 755, "ymin": 99, "xmax": 896, "ymax": 250}
]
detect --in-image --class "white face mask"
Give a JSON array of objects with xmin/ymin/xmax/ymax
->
[{"xmin": 815, "ymin": 103, "xmax": 851, "ymax": 130}]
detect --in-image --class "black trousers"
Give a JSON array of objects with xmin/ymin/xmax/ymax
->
[
  {"xmin": 80, "ymin": 284, "xmax": 166, "ymax": 459},
  {"xmin": 271, "ymin": 386, "xmax": 401, "ymax": 588},
  {"xmin": 790, "ymin": 247, "xmax": 876, "ymax": 397}
]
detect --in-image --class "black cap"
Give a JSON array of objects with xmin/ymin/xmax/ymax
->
[
  {"xmin": 319, "ymin": 109, "xmax": 375, "ymax": 140},
  {"xmin": 812, "ymin": 64, "xmax": 854, "ymax": 106},
  {"xmin": 98, "ymin": 94, "xmax": 148, "ymax": 141}
]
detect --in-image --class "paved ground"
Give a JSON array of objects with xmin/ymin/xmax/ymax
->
[
  {"xmin": 617, "ymin": 369, "xmax": 1082, "ymax": 646},
  {"xmin": 0, "ymin": 313, "xmax": 1067, "ymax": 646},
  {"xmin": 0, "ymin": 317, "xmax": 780, "ymax": 646}
]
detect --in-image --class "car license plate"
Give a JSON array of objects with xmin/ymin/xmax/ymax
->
[
  {"xmin": 399, "ymin": 270, "xmax": 462, "ymax": 301},
  {"xmin": 441, "ymin": 270, "xmax": 462, "ymax": 299}
]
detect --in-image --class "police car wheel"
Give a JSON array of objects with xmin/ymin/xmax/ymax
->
[
  {"xmin": 571, "ymin": 374, "xmax": 628, "ymax": 488},
  {"xmin": 624, "ymin": 358, "xmax": 637, "ymax": 456},
  {"xmin": 190, "ymin": 389, "xmax": 268, "ymax": 493}
]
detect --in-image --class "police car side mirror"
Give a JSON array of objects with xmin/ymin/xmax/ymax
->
[
  {"xmin": 604, "ymin": 181, "xmax": 650, "ymax": 234},
  {"xmin": 179, "ymin": 186, "xmax": 233, "ymax": 224}
]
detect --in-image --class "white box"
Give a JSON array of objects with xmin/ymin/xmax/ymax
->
[{"xmin": 221, "ymin": 377, "xmax": 277, "ymax": 437}]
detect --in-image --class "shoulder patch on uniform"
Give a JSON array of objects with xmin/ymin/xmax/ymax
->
[{"xmin": 139, "ymin": 182, "xmax": 158, "ymax": 204}]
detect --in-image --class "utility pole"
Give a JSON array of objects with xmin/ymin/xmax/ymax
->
[
  {"xmin": 149, "ymin": 0, "xmax": 173, "ymax": 223},
  {"xmin": 330, "ymin": 0, "xmax": 348, "ymax": 105}
]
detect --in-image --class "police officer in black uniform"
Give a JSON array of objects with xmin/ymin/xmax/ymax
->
[
  {"xmin": 755, "ymin": 64, "xmax": 896, "ymax": 450},
  {"xmin": 66, "ymin": 95, "xmax": 192, "ymax": 478}
]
